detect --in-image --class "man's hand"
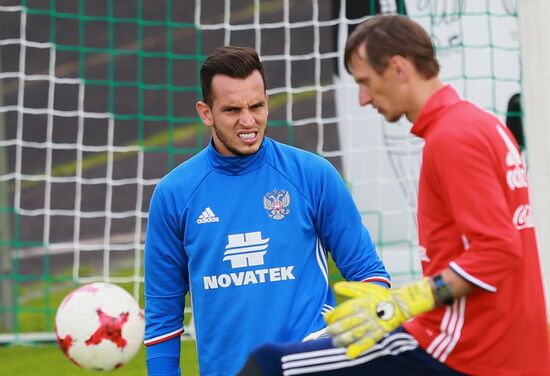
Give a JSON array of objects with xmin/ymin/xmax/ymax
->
[{"xmin": 324, "ymin": 279, "xmax": 435, "ymax": 358}]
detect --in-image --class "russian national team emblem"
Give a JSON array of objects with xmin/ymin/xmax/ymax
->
[{"xmin": 263, "ymin": 189, "xmax": 290, "ymax": 220}]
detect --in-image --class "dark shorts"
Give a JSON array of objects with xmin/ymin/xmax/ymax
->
[{"xmin": 243, "ymin": 328, "xmax": 464, "ymax": 376}]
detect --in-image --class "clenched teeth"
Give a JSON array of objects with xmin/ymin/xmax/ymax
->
[{"xmin": 239, "ymin": 132, "xmax": 256, "ymax": 140}]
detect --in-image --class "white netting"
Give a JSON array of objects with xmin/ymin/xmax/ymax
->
[
  {"xmin": 0, "ymin": 6, "xmax": 148, "ymax": 299},
  {"xmin": 0, "ymin": 0, "xmax": 522, "ymax": 341}
]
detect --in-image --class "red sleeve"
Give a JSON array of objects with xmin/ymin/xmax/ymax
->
[{"xmin": 425, "ymin": 117, "xmax": 522, "ymax": 291}]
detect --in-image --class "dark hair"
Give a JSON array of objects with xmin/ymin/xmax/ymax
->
[
  {"xmin": 344, "ymin": 15, "xmax": 439, "ymax": 79},
  {"xmin": 200, "ymin": 46, "xmax": 267, "ymax": 106}
]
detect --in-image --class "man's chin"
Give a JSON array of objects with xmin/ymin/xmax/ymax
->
[
  {"xmin": 384, "ymin": 113, "xmax": 404, "ymax": 123},
  {"xmin": 237, "ymin": 144, "xmax": 261, "ymax": 156},
  {"xmin": 240, "ymin": 136, "xmax": 265, "ymax": 154}
]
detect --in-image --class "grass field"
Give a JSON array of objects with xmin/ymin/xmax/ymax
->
[
  {"xmin": 0, "ymin": 340, "xmax": 199, "ymax": 375},
  {"xmin": 0, "ymin": 265, "xmax": 201, "ymax": 375},
  {"xmin": 0, "ymin": 256, "xmax": 345, "ymax": 375}
]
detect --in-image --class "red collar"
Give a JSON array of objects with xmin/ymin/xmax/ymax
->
[{"xmin": 410, "ymin": 85, "xmax": 461, "ymax": 138}]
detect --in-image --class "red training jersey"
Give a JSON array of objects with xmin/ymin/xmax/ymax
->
[{"xmin": 403, "ymin": 85, "xmax": 550, "ymax": 375}]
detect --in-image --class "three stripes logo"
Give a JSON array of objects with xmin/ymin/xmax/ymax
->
[{"xmin": 196, "ymin": 207, "xmax": 220, "ymax": 224}]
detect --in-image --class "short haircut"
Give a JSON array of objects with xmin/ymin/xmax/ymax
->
[
  {"xmin": 200, "ymin": 46, "xmax": 267, "ymax": 106},
  {"xmin": 344, "ymin": 15, "xmax": 439, "ymax": 79}
]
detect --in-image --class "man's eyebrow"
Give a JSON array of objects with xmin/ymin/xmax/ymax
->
[{"xmin": 220, "ymin": 105, "xmax": 242, "ymax": 111}]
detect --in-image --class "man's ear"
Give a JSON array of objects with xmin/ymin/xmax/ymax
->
[
  {"xmin": 389, "ymin": 56, "xmax": 409, "ymax": 83},
  {"xmin": 196, "ymin": 101, "xmax": 214, "ymax": 127}
]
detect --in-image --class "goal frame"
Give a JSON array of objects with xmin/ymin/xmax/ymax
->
[{"xmin": 518, "ymin": 0, "xmax": 550, "ymax": 314}]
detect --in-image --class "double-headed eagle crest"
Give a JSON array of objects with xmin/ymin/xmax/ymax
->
[{"xmin": 263, "ymin": 189, "xmax": 290, "ymax": 220}]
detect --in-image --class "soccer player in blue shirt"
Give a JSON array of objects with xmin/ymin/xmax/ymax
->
[{"xmin": 144, "ymin": 45, "xmax": 390, "ymax": 376}]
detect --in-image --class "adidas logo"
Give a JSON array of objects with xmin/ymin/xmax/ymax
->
[{"xmin": 196, "ymin": 207, "xmax": 220, "ymax": 224}]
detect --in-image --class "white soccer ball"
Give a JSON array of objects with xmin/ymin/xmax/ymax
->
[{"xmin": 55, "ymin": 282, "xmax": 145, "ymax": 371}]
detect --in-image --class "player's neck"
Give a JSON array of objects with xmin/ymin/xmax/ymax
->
[{"xmin": 407, "ymin": 77, "xmax": 444, "ymax": 123}]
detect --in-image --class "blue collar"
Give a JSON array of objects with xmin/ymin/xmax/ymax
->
[{"xmin": 207, "ymin": 137, "xmax": 269, "ymax": 175}]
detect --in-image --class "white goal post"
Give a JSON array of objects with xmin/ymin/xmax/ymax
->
[{"xmin": 519, "ymin": 0, "xmax": 550, "ymax": 315}]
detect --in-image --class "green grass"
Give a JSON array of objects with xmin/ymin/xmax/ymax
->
[
  {"xmin": 1, "ymin": 258, "xmax": 345, "ymax": 374},
  {"xmin": 5, "ymin": 264, "xmax": 152, "ymax": 334},
  {"xmin": 0, "ymin": 340, "xmax": 199, "ymax": 375},
  {"xmin": 1, "ymin": 266, "xmax": 200, "ymax": 374}
]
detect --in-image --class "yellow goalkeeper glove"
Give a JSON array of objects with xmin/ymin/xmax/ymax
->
[{"xmin": 324, "ymin": 279, "xmax": 435, "ymax": 359}]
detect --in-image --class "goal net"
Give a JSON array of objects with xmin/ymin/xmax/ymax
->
[{"xmin": 0, "ymin": 0, "xmax": 522, "ymax": 341}]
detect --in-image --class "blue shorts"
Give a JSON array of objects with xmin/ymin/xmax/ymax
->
[{"xmin": 241, "ymin": 328, "xmax": 464, "ymax": 375}]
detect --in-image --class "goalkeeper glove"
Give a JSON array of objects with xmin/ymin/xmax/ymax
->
[{"xmin": 324, "ymin": 278, "xmax": 435, "ymax": 359}]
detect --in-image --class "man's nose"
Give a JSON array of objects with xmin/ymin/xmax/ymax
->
[
  {"xmin": 239, "ymin": 110, "xmax": 255, "ymax": 127},
  {"xmin": 359, "ymin": 88, "xmax": 372, "ymax": 107}
]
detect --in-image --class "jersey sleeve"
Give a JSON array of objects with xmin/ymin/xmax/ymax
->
[
  {"xmin": 146, "ymin": 336, "xmax": 181, "ymax": 376},
  {"xmin": 144, "ymin": 182, "xmax": 189, "ymax": 372},
  {"xmin": 314, "ymin": 160, "xmax": 391, "ymax": 287},
  {"xmin": 427, "ymin": 126, "xmax": 522, "ymax": 292}
]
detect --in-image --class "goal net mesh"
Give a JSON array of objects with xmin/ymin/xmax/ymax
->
[{"xmin": 0, "ymin": 0, "xmax": 520, "ymax": 340}]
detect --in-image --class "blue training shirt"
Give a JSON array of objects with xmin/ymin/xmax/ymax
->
[{"xmin": 144, "ymin": 137, "xmax": 390, "ymax": 375}]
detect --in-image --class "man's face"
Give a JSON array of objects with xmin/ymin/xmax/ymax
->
[
  {"xmin": 196, "ymin": 70, "xmax": 268, "ymax": 156},
  {"xmin": 349, "ymin": 45, "xmax": 404, "ymax": 123}
]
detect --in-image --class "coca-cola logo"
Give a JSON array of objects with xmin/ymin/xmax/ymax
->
[{"xmin": 513, "ymin": 204, "xmax": 534, "ymax": 230}]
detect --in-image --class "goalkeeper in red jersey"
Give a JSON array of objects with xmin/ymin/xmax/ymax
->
[{"xmin": 238, "ymin": 15, "xmax": 550, "ymax": 376}]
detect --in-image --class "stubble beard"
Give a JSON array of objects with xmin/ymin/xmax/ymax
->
[{"xmin": 212, "ymin": 123, "xmax": 265, "ymax": 157}]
